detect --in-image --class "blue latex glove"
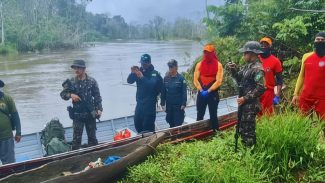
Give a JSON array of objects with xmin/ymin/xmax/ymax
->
[
  {"xmin": 200, "ymin": 90, "xmax": 209, "ymax": 97},
  {"xmin": 273, "ymin": 96, "xmax": 280, "ymax": 105}
]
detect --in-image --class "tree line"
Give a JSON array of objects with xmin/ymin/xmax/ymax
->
[
  {"xmin": 0, "ymin": 0, "xmax": 206, "ymax": 53},
  {"xmin": 191, "ymin": 0, "xmax": 325, "ymax": 98}
]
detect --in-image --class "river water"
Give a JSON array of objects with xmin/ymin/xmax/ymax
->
[{"xmin": 0, "ymin": 40, "xmax": 202, "ymax": 134}]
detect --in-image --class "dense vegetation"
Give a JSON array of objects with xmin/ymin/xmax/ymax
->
[
  {"xmin": 0, "ymin": 0, "xmax": 205, "ymax": 53},
  {"xmin": 121, "ymin": 112, "xmax": 325, "ymax": 183},
  {"xmin": 185, "ymin": 0, "xmax": 325, "ymax": 100}
]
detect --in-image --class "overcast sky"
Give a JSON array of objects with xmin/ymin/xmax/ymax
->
[{"xmin": 86, "ymin": 0, "xmax": 223, "ymax": 23}]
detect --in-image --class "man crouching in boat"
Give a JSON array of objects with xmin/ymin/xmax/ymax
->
[
  {"xmin": 227, "ymin": 41, "xmax": 266, "ymax": 147},
  {"xmin": 0, "ymin": 80, "xmax": 22, "ymax": 164},
  {"xmin": 127, "ymin": 54, "xmax": 163, "ymax": 133},
  {"xmin": 60, "ymin": 60, "xmax": 103, "ymax": 150}
]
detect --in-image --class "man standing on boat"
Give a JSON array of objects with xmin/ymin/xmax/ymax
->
[
  {"xmin": 0, "ymin": 80, "xmax": 22, "ymax": 164},
  {"xmin": 60, "ymin": 60, "xmax": 103, "ymax": 150},
  {"xmin": 160, "ymin": 59, "xmax": 187, "ymax": 128},
  {"xmin": 193, "ymin": 44, "xmax": 224, "ymax": 132},
  {"xmin": 127, "ymin": 54, "xmax": 163, "ymax": 133},
  {"xmin": 292, "ymin": 32, "xmax": 325, "ymax": 120},
  {"xmin": 227, "ymin": 41, "xmax": 266, "ymax": 147},
  {"xmin": 258, "ymin": 37, "xmax": 283, "ymax": 116}
]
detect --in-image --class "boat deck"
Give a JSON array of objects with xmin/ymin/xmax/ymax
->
[{"xmin": 12, "ymin": 96, "xmax": 238, "ymax": 163}]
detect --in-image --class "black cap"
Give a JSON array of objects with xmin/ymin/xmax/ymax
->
[
  {"xmin": 316, "ymin": 32, "xmax": 325, "ymax": 38},
  {"xmin": 0, "ymin": 80, "xmax": 4, "ymax": 88},
  {"xmin": 140, "ymin": 54, "xmax": 151, "ymax": 64},
  {"xmin": 167, "ymin": 59, "xmax": 178, "ymax": 68},
  {"xmin": 71, "ymin": 60, "xmax": 86, "ymax": 68}
]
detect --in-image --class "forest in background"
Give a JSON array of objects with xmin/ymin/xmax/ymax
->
[
  {"xmin": 184, "ymin": 0, "xmax": 325, "ymax": 101},
  {"xmin": 0, "ymin": 0, "xmax": 206, "ymax": 53}
]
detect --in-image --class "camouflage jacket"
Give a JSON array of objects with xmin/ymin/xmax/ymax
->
[
  {"xmin": 231, "ymin": 60, "xmax": 266, "ymax": 103},
  {"xmin": 60, "ymin": 74, "xmax": 103, "ymax": 113}
]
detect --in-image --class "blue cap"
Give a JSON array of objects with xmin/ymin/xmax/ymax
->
[{"xmin": 140, "ymin": 54, "xmax": 151, "ymax": 64}]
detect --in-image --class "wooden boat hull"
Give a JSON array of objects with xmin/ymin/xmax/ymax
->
[
  {"xmin": 1, "ymin": 133, "xmax": 167, "ymax": 183},
  {"xmin": 0, "ymin": 136, "xmax": 141, "ymax": 179}
]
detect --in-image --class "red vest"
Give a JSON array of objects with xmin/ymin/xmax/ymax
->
[{"xmin": 301, "ymin": 52, "xmax": 325, "ymax": 99}]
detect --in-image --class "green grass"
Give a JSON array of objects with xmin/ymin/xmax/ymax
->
[{"xmin": 119, "ymin": 111, "xmax": 325, "ymax": 183}]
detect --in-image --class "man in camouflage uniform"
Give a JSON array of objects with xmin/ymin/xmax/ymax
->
[
  {"xmin": 227, "ymin": 41, "xmax": 266, "ymax": 147},
  {"xmin": 60, "ymin": 60, "xmax": 103, "ymax": 150}
]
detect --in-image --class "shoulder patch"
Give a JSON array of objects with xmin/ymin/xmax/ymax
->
[
  {"xmin": 152, "ymin": 73, "xmax": 157, "ymax": 77},
  {"xmin": 254, "ymin": 71, "xmax": 264, "ymax": 82}
]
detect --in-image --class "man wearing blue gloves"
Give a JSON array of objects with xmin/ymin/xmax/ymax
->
[
  {"xmin": 193, "ymin": 44, "xmax": 224, "ymax": 131},
  {"xmin": 127, "ymin": 54, "xmax": 163, "ymax": 133}
]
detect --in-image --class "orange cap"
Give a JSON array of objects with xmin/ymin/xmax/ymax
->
[
  {"xmin": 260, "ymin": 37, "xmax": 272, "ymax": 46},
  {"xmin": 203, "ymin": 44, "xmax": 215, "ymax": 52}
]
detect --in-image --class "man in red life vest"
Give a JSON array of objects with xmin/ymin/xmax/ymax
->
[
  {"xmin": 193, "ymin": 44, "xmax": 224, "ymax": 131},
  {"xmin": 292, "ymin": 32, "xmax": 325, "ymax": 120},
  {"xmin": 258, "ymin": 37, "xmax": 283, "ymax": 116}
]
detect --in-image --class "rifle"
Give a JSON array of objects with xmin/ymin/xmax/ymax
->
[
  {"xmin": 235, "ymin": 85, "xmax": 244, "ymax": 152},
  {"xmin": 62, "ymin": 79, "xmax": 100, "ymax": 121}
]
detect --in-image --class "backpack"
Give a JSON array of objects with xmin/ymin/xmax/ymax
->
[
  {"xmin": 46, "ymin": 137, "xmax": 71, "ymax": 156},
  {"xmin": 40, "ymin": 118, "xmax": 70, "ymax": 156}
]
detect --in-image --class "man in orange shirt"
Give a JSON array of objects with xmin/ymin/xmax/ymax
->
[
  {"xmin": 258, "ymin": 37, "xmax": 283, "ymax": 115},
  {"xmin": 193, "ymin": 44, "xmax": 223, "ymax": 131},
  {"xmin": 292, "ymin": 32, "xmax": 325, "ymax": 120}
]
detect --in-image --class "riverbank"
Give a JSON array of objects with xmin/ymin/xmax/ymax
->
[{"xmin": 120, "ymin": 112, "xmax": 325, "ymax": 183}]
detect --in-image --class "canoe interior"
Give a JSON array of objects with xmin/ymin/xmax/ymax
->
[{"xmin": 1, "ymin": 133, "xmax": 166, "ymax": 183}]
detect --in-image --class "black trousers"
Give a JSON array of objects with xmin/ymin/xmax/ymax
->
[
  {"xmin": 166, "ymin": 104, "xmax": 185, "ymax": 128},
  {"xmin": 134, "ymin": 102, "xmax": 156, "ymax": 133},
  {"xmin": 72, "ymin": 115, "xmax": 98, "ymax": 150},
  {"xmin": 196, "ymin": 91, "xmax": 220, "ymax": 130}
]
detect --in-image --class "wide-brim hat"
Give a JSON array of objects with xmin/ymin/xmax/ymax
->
[
  {"xmin": 239, "ymin": 41, "xmax": 264, "ymax": 54},
  {"xmin": 0, "ymin": 80, "xmax": 4, "ymax": 88},
  {"xmin": 71, "ymin": 60, "xmax": 86, "ymax": 68}
]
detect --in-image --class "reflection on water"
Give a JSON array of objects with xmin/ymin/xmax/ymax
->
[{"xmin": 0, "ymin": 40, "xmax": 202, "ymax": 134}]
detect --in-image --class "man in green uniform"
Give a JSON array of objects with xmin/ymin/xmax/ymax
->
[
  {"xmin": 60, "ymin": 60, "xmax": 103, "ymax": 150},
  {"xmin": 0, "ymin": 80, "xmax": 21, "ymax": 164},
  {"xmin": 227, "ymin": 41, "xmax": 266, "ymax": 147}
]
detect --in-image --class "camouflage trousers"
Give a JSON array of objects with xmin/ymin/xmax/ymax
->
[
  {"xmin": 239, "ymin": 102, "xmax": 260, "ymax": 147},
  {"xmin": 72, "ymin": 115, "xmax": 98, "ymax": 150}
]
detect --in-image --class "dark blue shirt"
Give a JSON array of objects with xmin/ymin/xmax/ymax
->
[
  {"xmin": 127, "ymin": 65, "xmax": 163, "ymax": 104},
  {"xmin": 160, "ymin": 73, "xmax": 187, "ymax": 106}
]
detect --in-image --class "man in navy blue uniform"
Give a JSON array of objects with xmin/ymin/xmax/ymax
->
[
  {"xmin": 127, "ymin": 54, "xmax": 163, "ymax": 133},
  {"xmin": 160, "ymin": 59, "xmax": 187, "ymax": 127}
]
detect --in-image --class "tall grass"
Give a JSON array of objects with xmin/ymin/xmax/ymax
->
[
  {"xmin": 255, "ymin": 111, "xmax": 323, "ymax": 182},
  {"xmin": 120, "ymin": 112, "xmax": 325, "ymax": 183}
]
